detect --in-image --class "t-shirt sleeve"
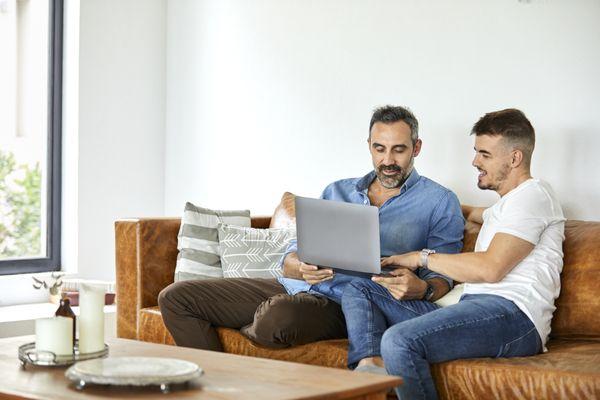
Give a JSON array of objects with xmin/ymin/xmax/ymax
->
[{"xmin": 493, "ymin": 189, "xmax": 553, "ymax": 245}]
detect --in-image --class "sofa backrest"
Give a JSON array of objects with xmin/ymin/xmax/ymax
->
[
  {"xmin": 551, "ymin": 220, "xmax": 600, "ymax": 339},
  {"xmin": 115, "ymin": 212, "xmax": 599, "ymax": 341}
]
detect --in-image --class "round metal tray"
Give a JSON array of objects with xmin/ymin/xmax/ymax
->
[
  {"xmin": 65, "ymin": 356, "xmax": 203, "ymax": 393},
  {"xmin": 18, "ymin": 340, "xmax": 109, "ymax": 368}
]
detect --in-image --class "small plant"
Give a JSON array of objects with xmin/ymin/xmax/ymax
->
[{"xmin": 32, "ymin": 272, "xmax": 64, "ymax": 296}]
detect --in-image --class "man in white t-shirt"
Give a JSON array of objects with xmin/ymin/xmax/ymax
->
[{"xmin": 340, "ymin": 108, "xmax": 565, "ymax": 400}]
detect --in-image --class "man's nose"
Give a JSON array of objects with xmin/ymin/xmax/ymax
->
[
  {"xmin": 382, "ymin": 152, "xmax": 394, "ymax": 165},
  {"xmin": 472, "ymin": 155, "xmax": 479, "ymax": 168}
]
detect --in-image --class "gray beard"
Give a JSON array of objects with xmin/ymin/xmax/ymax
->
[
  {"xmin": 375, "ymin": 159, "xmax": 414, "ymax": 189},
  {"xmin": 377, "ymin": 172, "xmax": 407, "ymax": 189}
]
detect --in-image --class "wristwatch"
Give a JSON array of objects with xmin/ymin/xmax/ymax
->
[
  {"xmin": 423, "ymin": 281, "xmax": 435, "ymax": 301},
  {"xmin": 420, "ymin": 248, "xmax": 436, "ymax": 268}
]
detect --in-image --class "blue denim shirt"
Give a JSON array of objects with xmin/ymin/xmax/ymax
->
[{"xmin": 277, "ymin": 169, "xmax": 465, "ymax": 303}]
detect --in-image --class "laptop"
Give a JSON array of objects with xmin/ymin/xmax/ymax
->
[{"xmin": 295, "ymin": 196, "xmax": 381, "ymax": 274}]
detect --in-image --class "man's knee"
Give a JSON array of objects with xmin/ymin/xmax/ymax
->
[
  {"xmin": 245, "ymin": 293, "xmax": 342, "ymax": 347},
  {"xmin": 158, "ymin": 280, "xmax": 212, "ymax": 315},
  {"xmin": 158, "ymin": 281, "xmax": 180, "ymax": 312},
  {"xmin": 255, "ymin": 294, "xmax": 303, "ymax": 331},
  {"xmin": 381, "ymin": 324, "xmax": 416, "ymax": 361}
]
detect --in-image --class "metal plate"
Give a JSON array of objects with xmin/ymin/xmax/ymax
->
[{"xmin": 65, "ymin": 356, "xmax": 203, "ymax": 387}]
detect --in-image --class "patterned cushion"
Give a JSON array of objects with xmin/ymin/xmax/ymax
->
[
  {"xmin": 217, "ymin": 223, "xmax": 296, "ymax": 278},
  {"xmin": 174, "ymin": 202, "xmax": 251, "ymax": 281}
]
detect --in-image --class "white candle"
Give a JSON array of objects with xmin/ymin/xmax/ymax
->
[
  {"xmin": 78, "ymin": 283, "xmax": 105, "ymax": 353},
  {"xmin": 35, "ymin": 316, "xmax": 73, "ymax": 356}
]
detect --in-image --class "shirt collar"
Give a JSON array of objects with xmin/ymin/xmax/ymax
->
[{"xmin": 355, "ymin": 169, "xmax": 421, "ymax": 195}]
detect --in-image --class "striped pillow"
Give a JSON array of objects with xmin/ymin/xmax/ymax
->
[
  {"xmin": 217, "ymin": 223, "xmax": 296, "ymax": 279},
  {"xmin": 174, "ymin": 202, "xmax": 251, "ymax": 282}
]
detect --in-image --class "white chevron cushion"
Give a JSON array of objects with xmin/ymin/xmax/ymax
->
[
  {"xmin": 174, "ymin": 202, "xmax": 251, "ymax": 282},
  {"xmin": 217, "ymin": 223, "xmax": 296, "ymax": 278}
]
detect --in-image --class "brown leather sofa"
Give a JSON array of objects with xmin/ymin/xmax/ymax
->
[{"xmin": 115, "ymin": 197, "xmax": 600, "ymax": 399}]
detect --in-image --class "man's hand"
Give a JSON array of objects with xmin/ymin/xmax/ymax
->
[
  {"xmin": 371, "ymin": 268, "xmax": 427, "ymax": 300},
  {"xmin": 299, "ymin": 262, "xmax": 334, "ymax": 285},
  {"xmin": 282, "ymin": 252, "xmax": 334, "ymax": 284},
  {"xmin": 380, "ymin": 252, "xmax": 421, "ymax": 271}
]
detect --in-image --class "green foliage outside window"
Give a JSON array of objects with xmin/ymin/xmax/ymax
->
[{"xmin": 0, "ymin": 150, "xmax": 42, "ymax": 259}]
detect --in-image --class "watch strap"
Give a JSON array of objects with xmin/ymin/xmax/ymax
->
[{"xmin": 423, "ymin": 281, "xmax": 435, "ymax": 301}]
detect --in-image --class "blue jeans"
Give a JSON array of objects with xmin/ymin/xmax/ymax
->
[
  {"xmin": 342, "ymin": 278, "xmax": 441, "ymax": 367},
  {"xmin": 342, "ymin": 279, "xmax": 542, "ymax": 400}
]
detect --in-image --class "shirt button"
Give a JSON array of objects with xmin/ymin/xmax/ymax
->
[{"xmin": 363, "ymin": 199, "xmax": 368, "ymax": 204}]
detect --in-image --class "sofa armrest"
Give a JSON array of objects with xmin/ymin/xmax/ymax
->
[
  {"xmin": 115, "ymin": 218, "xmax": 181, "ymax": 339},
  {"xmin": 115, "ymin": 215, "xmax": 273, "ymax": 340}
]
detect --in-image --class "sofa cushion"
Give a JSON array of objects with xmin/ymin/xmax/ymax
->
[
  {"xmin": 269, "ymin": 192, "xmax": 296, "ymax": 228},
  {"xmin": 138, "ymin": 307, "xmax": 175, "ymax": 345},
  {"xmin": 175, "ymin": 202, "xmax": 251, "ymax": 282},
  {"xmin": 218, "ymin": 327, "xmax": 348, "ymax": 369},
  {"xmin": 431, "ymin": 339, "xmax": 600, "ymax": 400},
  {"xmin": 217, "ymin": 223, "xmax": 296, "ymax": 278},
  {"xmin": 138, "ymin": 306, "xmax": 347, "ymax": 368}
]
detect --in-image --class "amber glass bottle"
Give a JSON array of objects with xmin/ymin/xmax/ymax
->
[{"xmin": 55, "ymin": 296, "xmax": 76, "ymax": 347}]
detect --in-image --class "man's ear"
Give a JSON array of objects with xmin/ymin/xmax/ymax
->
[
  {"xmin": 413, "ymin": 139, "xmax": 423, "ymax": 157},
  {"xmin": 511, "ymin": 149, "xmax": 524, "ymax": 168}
]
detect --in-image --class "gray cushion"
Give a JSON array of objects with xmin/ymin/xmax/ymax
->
[
  {"xmin": 217, "ymin": 223, "xmax": 296, "ymax": 278},
  {"xmin": 174, "ymin": 202, "xmax": 251, "ymax": 281}
]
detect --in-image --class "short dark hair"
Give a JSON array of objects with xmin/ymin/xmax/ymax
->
[
  {"xmin": 471, "ymin": 108, "xmax": 535, "ymax": 165},
  {"xmin": 369, "ymin": 105, "xmax": 419, "ymax": 144}
]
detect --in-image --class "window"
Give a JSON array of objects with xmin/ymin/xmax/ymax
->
[{"xmin": 0, "ymin": 0, "xmax": 62, "ymax": 275}]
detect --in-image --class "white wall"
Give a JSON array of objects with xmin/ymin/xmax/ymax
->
[
  {"xmin": 164, "ymin": 0, "xmax": 600, "ymax": 220},
  {"xmin": 74, "ymin": 0, "xmax": 166, "ymax": 281},
  {"xmin": 4, "ymin": 0, "xmax": 600, "ymax": 306},
  {"xmin": 0, "ymin": 0, "xmax": 167, "ymax": 306}
]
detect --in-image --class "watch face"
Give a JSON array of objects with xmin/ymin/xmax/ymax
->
[{"xmin": 425, "ymin": 284, "xmax": 435, "ymax": 301}]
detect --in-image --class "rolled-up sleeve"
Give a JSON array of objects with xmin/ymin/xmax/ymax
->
[
  {"xmin": 420, "ymin": 190, "xmax": 466, "ymax": 289},
  {"xmin": 278, "ymin": 239, "xmax": 298, "ymax": 268},
  {"xmin": 417, "ymin": 267, "xmax": 453, "ymax": 289}
]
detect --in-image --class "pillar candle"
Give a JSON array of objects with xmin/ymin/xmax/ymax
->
[
  {"xmin": 78, "ymin": 283, "xmax": 105, "ymax": 353},
  {"xmin": 35, "ymin": 316, "xmax": 73, "ymax": 356}
]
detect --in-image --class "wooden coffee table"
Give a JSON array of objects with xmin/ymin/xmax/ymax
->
[{"xmin": 0, "ymin": 336, "xmax": 401, "ymax": 399}]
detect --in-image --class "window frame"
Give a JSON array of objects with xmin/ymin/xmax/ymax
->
[{"xmin": 0, "ymin": 0, "xmax": 63, "ymax": 276}]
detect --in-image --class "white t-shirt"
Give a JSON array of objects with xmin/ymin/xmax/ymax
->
[{"xmin": 463, "ymin": 179, "xmax": 565, "ymax": 349}]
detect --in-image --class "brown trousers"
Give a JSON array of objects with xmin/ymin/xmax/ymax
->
[{"xmin": 158, "ymin": 278, "xmax": 347, "ymax": 351}]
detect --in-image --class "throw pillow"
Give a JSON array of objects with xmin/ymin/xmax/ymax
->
[
  {"xmin": 174, "ymin": 202, "xmax": 251, "ymax": 282},
  {"xmin": 269, "ymin": 192, "xmax": 296, "ymax": 228},
  {"xmin": 434, "ymin": 283, "xmax": 464, "ymax": 307},
  {"xmin": 217, "ymin": 223, "xmax": 296, "ymax": 278}
]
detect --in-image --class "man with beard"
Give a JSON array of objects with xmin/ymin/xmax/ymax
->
[
  {"xmin": 159, "ymin": 105, "xmax": 465, "ymax": 351},
  {"xmin": 342, "ymin": 109, "xmax": 565, "ymax": 400}
]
